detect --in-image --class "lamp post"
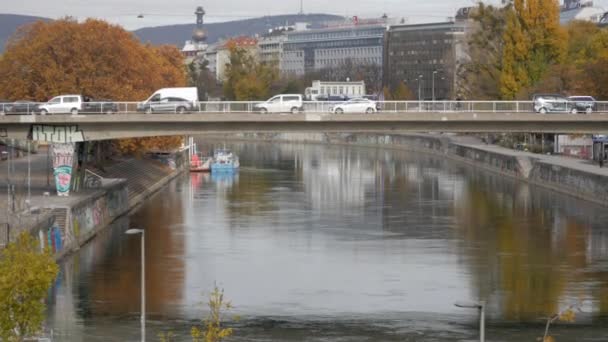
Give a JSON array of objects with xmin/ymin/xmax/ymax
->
[
  {"xmin": 417, "ymin": 75, "xmax": 423, "ymax": 102},
  {"xmin": 455, "ymin": 301, "xmax": 485, "ymax": 342},
  {"xmin": 126, "ymin": 228, "xmax": 145, "ymax": 342},
  {"xmin": 432, "ymin": 70, "xmax": 438, "ymax": 102}
]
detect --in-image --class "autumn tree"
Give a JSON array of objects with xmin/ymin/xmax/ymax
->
[
  {"xmin": 191, "ymin": 286, "xmax": 235, "ymax": 342},
  {"xmin": 500, "ymin": 0, "xmax": 567, "ymax": 99},
  {"xmin": 522, "ymin": 21, "xmax": 608, "ymax": 99},
  {"xmin": 383, "ymin": 82, "xmax": 414, "ymax": 100},
  {"xmin": 188, "ymin": 58, "xmax": 222, "ymax": 101},
  {"xmin": 0, "ymin": 18, "xmax": 186, "ymax": 101},
  {"xmin": 223, "ymin": 46, "xmax": 279, "ymax": 101},
  {"xmin": 0, "ymin": 233, "xmax": 59, "ymax": 341},
  {"xmin": 457, "ymin": 3, "xmax": 510, "ymax": 99},
  {"xmin": 0, "ymin": 18, "xmax": 187, "ymax": 155}
]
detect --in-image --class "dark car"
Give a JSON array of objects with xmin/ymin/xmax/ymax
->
[
  {"xmin": 532, "ymin": 94, "xmax": 577, "ymax": 114},
  {"xmin": 568, "ymin": 96, "xmax": 596, "ymax": 114},
  {"xmin": 82, "ymin": 97, "xmax": 119, "ymax": 114},
  {"xmin": 137, "ymin": 97, "xmax": 195, "ymax": 114},
  {"xmin": 2, "ymin": 100, "xmax": 40, "ymax": 114},
  {"xmin": 0, "ymin": 100, "xmax": 12, "ymax": 114}
]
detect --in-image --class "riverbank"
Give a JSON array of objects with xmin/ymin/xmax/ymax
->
[
  {"xmin": 0, "ymin": 147, "xmax": 187, "ymax": 259},
  {"xmin": 212, "ymin": 132, "xmax": 608, "ymax": 207}
]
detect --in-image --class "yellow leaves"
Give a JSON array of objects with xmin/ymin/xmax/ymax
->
[
  {"xmin": 542, "ymin": 336, "xmax": 556, "ymax": 342},
  {"xmin": 114, "ymin": 136, "xmax": 184, "ymax": 155},
  {"xmin": 558, "ymin": 308, "xmax": 576, "ymax": 323},
  {"xmin": 191, "ymin": 285, "xmax": 236, "ymax": 342},
  {"xmin": 0, "ymin": 233, "xmax": 59, "ymax": 340}
]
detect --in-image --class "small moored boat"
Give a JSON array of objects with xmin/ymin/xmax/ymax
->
[
  {"xmin": 211, "ymin": 149, "xmax": 239, "ymax": 173},
  {"xmin": 190, "ymin": 153, "xmax": 212, "ymax": 172}
]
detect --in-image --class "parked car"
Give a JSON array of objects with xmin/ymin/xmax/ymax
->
[
  {"xmin": 330, "ymin": 98, "xmax": 378, "ymax": 114},
  {"xmin": 81, "ymin": 97, "xmax": 119, "ymax": 114},
  {"xmin": 0, "ymin": 100, "xmax": 15, "ymax": 114},
  {"xmin": 532, "ymin": 94, "xmax": 577, "ymax": 114},
  {"xmin": 255, "ymin": 94, "xmax": 303, "ymax": 114},
  {"xmin": 568, "ymin": 95, "xmax": 596, "ymax": 114},
  {"xmin": 39, "ymin": 95, "xmax": 83, "ymax": 115},
  {"xmin": 2, "ymin": 100, "xmax": 40, "ymax": 114},
  {"xmin": 137, "ymin": 97, "xmax": 195, "ymax": 114}
]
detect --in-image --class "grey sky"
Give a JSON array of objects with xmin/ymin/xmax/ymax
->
[{"xmin": 4, "ymin": 0, "xmax": 608, "ymax": 30}]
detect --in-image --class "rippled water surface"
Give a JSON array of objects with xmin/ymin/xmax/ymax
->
[{"xmin": 47, "ymin": 141, "xmax": 608, "ymax": 341}]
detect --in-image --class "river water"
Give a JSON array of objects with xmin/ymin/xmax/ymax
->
[{"xmin": 46, "ymin": 141, "xmax": 608, "ymax": 341}]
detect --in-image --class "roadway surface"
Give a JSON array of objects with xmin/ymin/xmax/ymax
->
[{"xmin": 2, "ymin": 112, "xmax": 608, "ymax": 142}]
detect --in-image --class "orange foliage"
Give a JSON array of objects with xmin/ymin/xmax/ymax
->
[
  {"xmin": 0, "ymin": 18, "xmax": 188, "ymax": 154},
  {"xmin": 0, "ymin": 18, "xmax": 186, "ymax": 101},
  {"xmin": 114, "ymin": 136, "xmax": 185, "ymax": 155}
]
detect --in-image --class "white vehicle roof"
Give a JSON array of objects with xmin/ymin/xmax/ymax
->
[{"xmin": 145, "ymin": 87, "xmax": 198, "ymax": 102}]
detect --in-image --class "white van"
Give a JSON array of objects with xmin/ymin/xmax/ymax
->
[
  {"xmin": 39, "ymin": 95, "xmax": 83, "ymax": 115},
  {"xmin": 138, "ymin": 87, "xmax": 198, "ymax": 113},
  {"xmin": 254, "ymin": 94, "xmax": 303, "ymax": 114}
]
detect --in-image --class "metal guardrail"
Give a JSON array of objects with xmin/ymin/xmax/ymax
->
[{"xmin": 1, "ymin": 100, "xmax": 608, "ymax": 115}]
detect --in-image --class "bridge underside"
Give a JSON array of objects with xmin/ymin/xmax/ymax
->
[{"xmin": 2, "ymin": 113, "xmax": 608, "ymax": 142}]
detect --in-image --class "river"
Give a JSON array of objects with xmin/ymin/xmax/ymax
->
[{"xmin": 46, "ymin": 140, "xmax": 608, "ymax": 341}]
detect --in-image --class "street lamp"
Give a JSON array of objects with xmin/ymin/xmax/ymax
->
[
  {"xmin": 126, "ymin": 228, "xmax": 145, "ymax": 342},
  {"xmin": 454, "ymin": 300, "xmax": 485, "ymax": 342},
  {"xmin": 432, "ymin": 70, "xmax": 438, "ymax": 102},
  {"xmin": 417, "ymin": 75, "xmax": 423, "ymax": 102}
]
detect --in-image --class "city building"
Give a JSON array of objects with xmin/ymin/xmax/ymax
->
[
  {"xmin": 206, "ymin": 36, "xmax": 258, "ymax": 82},
  {"xmin": 258, "ymin": 27, "xmax": 292, "ymax": 66},
  {"xmin": 305, "ymin": 80, "xmax": 366, "ymax": 100},
  {"xmin": 383, "ymin": 9, "xmax": 471, "ymax": 101},
  {"xmin": 181, "ymin": 6, "xmax": 208, "ymax": 63},
  {"xmin": 560, "ymin": 0, "xmax": 606, "ymax": 24},
  {"xmin": 281, "ymin": 18, "xmax": 387, "ymax": 76}
]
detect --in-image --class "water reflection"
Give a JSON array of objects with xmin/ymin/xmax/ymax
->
[{"xmin": 46, "ymin": 141, "xmax": 608, "ymax": 340}]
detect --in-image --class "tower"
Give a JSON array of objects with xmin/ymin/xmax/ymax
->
[{"xmin": 192, "ymin": 6, "xmax": 207, "ymax": 43}]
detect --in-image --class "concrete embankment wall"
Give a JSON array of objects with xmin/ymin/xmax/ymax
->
[
  {"xmin": 29, "ymin": 153, "xmax": 187, "ymax": 260},
  {"xmin": 222, "ymin": 132, "xmax": 608, "ymax": 207}
]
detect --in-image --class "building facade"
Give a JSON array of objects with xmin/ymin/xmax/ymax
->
[
  {"xmin": 560, "ymin": 0, "xmax": 606, "ymax": 24},
  {"xmin": 281, "ymin": 23, "xmax": 386, "ymax": 76},
  {"xmin": 205, "ymin": 37, "xmax": 258, "ymax": 82},
  {"xmin": 383, "ymin": 19, "xmax": 469, "ymax": 101}
]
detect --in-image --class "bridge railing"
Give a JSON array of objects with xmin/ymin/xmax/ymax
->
[{"xmin": 1, "ymin": 100, "xmax": 608, "ymax": 114}]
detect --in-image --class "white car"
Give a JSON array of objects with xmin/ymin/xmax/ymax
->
[
  {"xmin": 330, "ymin": 98, "xmax": 377, "ymax": 114},
  {"xmin": 255, "ymin": 94, "xmax": 303, "ymax": 114},
  {"xmin": 39, "ymin": 95, "xmax": 83, "ymax": 115}
]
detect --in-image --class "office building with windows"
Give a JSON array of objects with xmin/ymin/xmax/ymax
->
[
  {"xmin": 281, "ymin": 23, "xmax": 386, "ymax": 76},
  {"xmin": 383, "ymin": 11, "xmax": 470, "ymax": 100}
]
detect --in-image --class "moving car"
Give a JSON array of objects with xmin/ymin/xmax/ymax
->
[
  {"xmin": 81, "ymin": 97, "xmax": 119, "ymax": 114},
  {"xmin": 39, "ymin": 95, "xmax": 83, "ymax": 115},
  {"xmin": 329, "ymin": 98, "xmax": 377, "ymax": 114},
  {"xmin": 0, "ymin": 100, "xmax": 40, "ymax": 115},
  {"xmin": 137, "ymin": 97, "xmax": 195, "ymax": 114},
  {"xmin": 568, "ymin": 96, "xmax": 597, "ymax": 114},
  {"xmin": 532, "ymin": 94, "xmax": 577, "ymax": 114},
  {"xmin": 138, "ymin": 87, "xmax": 198, "ymax": 114},
  {"xmin": 255, "ymin": 94, "xmax": 303, "ymax": 114}
]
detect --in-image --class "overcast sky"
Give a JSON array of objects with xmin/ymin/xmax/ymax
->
[{"xmin": 5, "ymin": 0, "xmax": 608, "ymax": 30}]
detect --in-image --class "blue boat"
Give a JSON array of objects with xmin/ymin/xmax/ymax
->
[{"xmin": 210, "ymin": 149, "xmax": 239, "ymax": 173}]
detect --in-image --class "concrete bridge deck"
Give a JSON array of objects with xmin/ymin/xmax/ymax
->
[{"xmin": 1, "ymin": 112, "xmax": 608, "ymax": 142}]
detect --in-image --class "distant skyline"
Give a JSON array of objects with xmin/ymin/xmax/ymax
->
[{"xmin": 5, "ymin": 0, "xmax": 608, "ymax": 30}]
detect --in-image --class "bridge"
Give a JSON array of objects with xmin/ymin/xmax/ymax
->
[{"xmin": 2, "ymin": 111, "xmax": 608, "ymax": 142}]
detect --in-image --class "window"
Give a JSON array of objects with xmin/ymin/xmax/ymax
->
[
  {"xmin": 64, "ymin": 97, "xmax": 79, "ymax": 103},
  {"xmin": 339, "ymin": 86, "xmax": 344, "ymax": 95},
  {"xmin": 49, "ymin": 97, "xmax": 61, "ymax": 104}
]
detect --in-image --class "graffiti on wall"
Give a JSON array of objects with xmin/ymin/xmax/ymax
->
[
  {"xmin": 52, "ymin": 143, "xmax": 75, "ymax": 196},
  {"xmin": 70, "ymin": 185, "xmax": 128, "ymax": 238},
  {"xmin": 31, "ymin": 124, "xmax": 84, "ymax": 143}
]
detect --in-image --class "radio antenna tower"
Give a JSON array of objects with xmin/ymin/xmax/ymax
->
[{"xmin": 299, "ymin": 0, "xmax": 304, "ymax": 15}]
